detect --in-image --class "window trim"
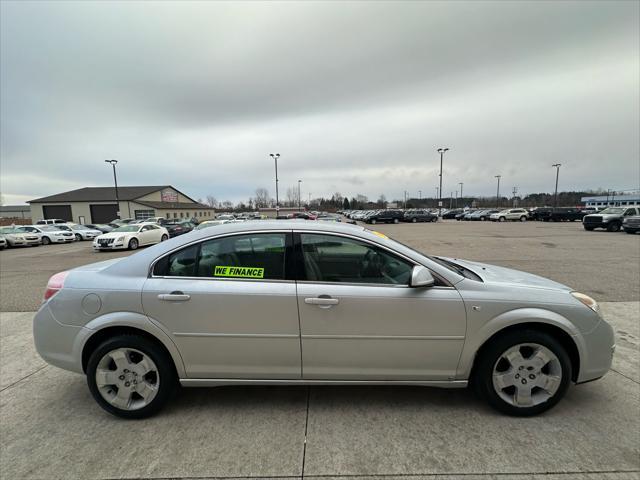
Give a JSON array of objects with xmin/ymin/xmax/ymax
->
[{"xmin": 149, "ymin": 230, "xmax": 294, "ymax": 283}]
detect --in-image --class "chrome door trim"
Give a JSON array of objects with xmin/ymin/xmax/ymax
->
[
  {"xmin": 300, "ymin": 334, "xmax": 465, "ymax": 340},
  {"xmin": 173, "ymin": 332, "xmax": 299, "ymax": 338},
  {"xmin": 180, "ymin": 378, "xmax": 469, "ymax": 388}
]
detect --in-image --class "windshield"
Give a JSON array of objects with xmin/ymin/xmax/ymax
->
[
  {"xmin": 599, "ymin": 208, "xmax": 624, "ymax": 214},
  {"xmin": 0, "ymin": 227, "xmax": 20, "ymax": 234},
  {"xmin": 114, "ymin": 225, "xmax": 140, "ymax": 232}
]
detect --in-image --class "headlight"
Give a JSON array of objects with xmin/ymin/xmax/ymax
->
[
  {"xmin": 571, "ymin": 292, "xmax": 600, "ymax": 315},
  {"xmin": 116, "ymin": 236, "xmax": 125, "ymax": 242}
]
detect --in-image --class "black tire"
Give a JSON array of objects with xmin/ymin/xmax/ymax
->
[
  {"xmin": 161, "ymin": 234, "xmax": 169, "ymax": 242},
  {"xmin": 431, "ymin": 217, "xmax": 437, "ymax": 222},
  {"xmin": 473, "ymin": 329, "xmax": 572, "ymax": 416},
  {"xmin": 41, "ymin": 236, "xmax": 51, "ymax": 245},
  {"xmin": 607, "ymin": 222, "xmax": 621, "ymax": 232},
  {"xmin": 128, "ymin": 238, "xmax": 139, "ymax": 250},
  {"xmin": 86, "ymin": 334, "xmax": 177, "ymax": 419},
  {"xmin": 583, "ymin": 226, "xmax": 594, "ymax": 231},
  {"xmin": 393, "ymin": 218, "xmax": 399, "ymax": 224},
  {"xmin": 75, "ymin": 233, "xmax": 82, "ymax": 241},
  {"xmin": 412, "ymin": 217, "xmax": 417, "ymax": 223}
]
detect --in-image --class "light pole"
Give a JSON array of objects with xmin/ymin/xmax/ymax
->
[
  {"xmin": 298, "ymin": 179, "xmax": 302, "ymax": 211},
  {"xmin": 269, "ymin": 154, "xmax": 280, "ymax": 216},
  {"xmin": 455, "ymin": 190, "xmax": 458, "ymax": 208},
  {"xmin": 435, "ymin": 187, "xmax": 439, "ymax": 208},
  {"xmin": 552, "ymin": 163, "xmax": 561, "ymax": 208},
  {"xmin": 458, "ymin": 182, "xmax": 463, "ymax": 206},
  {"xmin": 495, "ymin": 175, "xmax": 501, "ymax": 208},
  {"xmin": 404, "ymin": 190, "xmax": 407, "ymax": 209},
  {"xmin": 437, "ymin": 147, "xmax": 449, "ymax": 217},
  {"xmin": 419, "ymin": 190, "xmax": 422, "ymax": 204},
  {"xmin": 104, "ymin": 159, "xmax": 120, "ymax": 219}
]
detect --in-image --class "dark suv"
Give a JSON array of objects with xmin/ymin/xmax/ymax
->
[
  {"xmin": 535, "ymin": 207, "xmax": 587, "ymax": 222},
  {"xmin": 403, "ymin": 210, "xmax": 437, "ymax": 223},
  {"xmin": 365, "ymin": 210, "xmax": 404, "ymax": 224}
]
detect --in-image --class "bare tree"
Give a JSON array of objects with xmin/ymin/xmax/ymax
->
[
  {"xmin": 205, "ymin": 195, "xmax": 218, "ymax": 208},
  {"xmin": 285, "ymin": 186, "xmax": 297, "ymax": 207},
  {"xmin": 254, "ymin": 188, "xmax": 270, "ymax": 208},
  {"xmin": 221, "ymin": 200, "xmax": 233, "ymax": 210}
]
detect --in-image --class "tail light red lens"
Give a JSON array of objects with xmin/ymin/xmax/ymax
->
[{"xmin": 43, "ymin": 271, "xmax": 69, "ymax": 302}]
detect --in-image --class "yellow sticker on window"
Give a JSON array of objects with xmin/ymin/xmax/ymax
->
[
  {"xmin": 371, "ymin": 231, "xmax": 388, "ymax": 239},
  {"xmin": 214, "ymin": 266, "xmax": 264, "ymax": 278}
]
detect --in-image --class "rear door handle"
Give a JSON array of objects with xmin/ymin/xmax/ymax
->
[
  {"xmin": 304, "ymin": 297, "xmax": 339, "ymax": 307},
  {"xmin": 158, "ymin": 291, "xmax": 191, "ymax": 302}
]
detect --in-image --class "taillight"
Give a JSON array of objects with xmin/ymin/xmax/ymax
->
[{"xmin": 43, "ymin": 271, "xmax": 69, "ymax": 302}]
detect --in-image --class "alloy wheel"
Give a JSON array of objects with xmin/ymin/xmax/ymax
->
[
  {"xmin": 95, "ymin": 348, "xmax": 160, "ymax": 411},
  {"xmin": 492, "ymin": 343, "xmax": 562, "ymax": 408}
]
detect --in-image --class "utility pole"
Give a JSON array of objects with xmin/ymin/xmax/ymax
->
[
  {"xmin": 552, "ymin": 163, "xmax": 561, "ymax": 208},
  {"xmin": 404, "ymin": 190, "xmax": 407, "ymax": 209},
  {"xmin": 495, "ymin": 175, "xmax": 501, "ymax": 208},
  {"xmin": 449, "ymin": 192, "xmax": 454, "ymax": 209},
  {"xmin": 512, "ymin": 186, "xmax": 518, "ymax": 207},
  {"xmin": 104, "ymin": 159, "xmax": 120, "ymax": 219},
  {"xmin": 269, "ymin": 154, "xmax": 280, "ymax": 216},
  {"xmin": 437, "ymin": 147, "xmax": 449, "ymax": 217},
  {"xmin": 419, "ymin": 190, "xmax": 422, "ymax": 203},
  {"xmin": 298, "ymin": 179, "xmax": 302, "ymax": 211},
  {"xmin": 458, "ymin": 182, "xmax": 463, "ymax": 206}
]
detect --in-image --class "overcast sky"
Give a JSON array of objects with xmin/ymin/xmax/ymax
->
[{"xmin": 1, "ymin": 1, "xmax": 638, "ymax": 205}]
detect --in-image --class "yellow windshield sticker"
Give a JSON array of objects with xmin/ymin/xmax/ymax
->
[
  {"xmin": 214, "ymin": 266, "xmax": 264, "ymax": 278},
  {"xmin": 371, "ymin": 231, "xmax": 388, "ymax": 239}
]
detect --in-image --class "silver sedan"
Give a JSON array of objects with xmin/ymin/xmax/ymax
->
[{"xmin": 33, "ymin": 221, "xmax": 614, "ymax": 419}]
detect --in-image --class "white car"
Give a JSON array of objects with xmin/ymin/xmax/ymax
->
[
  {"xmin": 94, "ymin": 223, "xmax": 169, "ymax": 251},
  {"xmin": 0, "ymin": 226, "xmax": 41, "ymax": 247},
  {"xmin": 18, "ymin": 225, "xmax": 75, "ymax": 244},
  {"xmin": 0, "ymin": 235, "xmax": 6, "ymax": 250},
  {"xmin": 490, "ymin": 208, "xmax": 529, "ymax": 222},
  {"xmin": 68, "ymin": 225, "xmax": 103, "ymax": 241}
]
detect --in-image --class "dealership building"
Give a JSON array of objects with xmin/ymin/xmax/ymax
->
[{"xmin": 29, "ymin": 185, "xmax": 214, "ymax": 224}]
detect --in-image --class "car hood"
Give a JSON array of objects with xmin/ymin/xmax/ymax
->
[
  {"xmin": 96, "ymin": 231, "xmax": 135, "ymax": 239},
  {"xmin": 442, "ymin": 257, "xmax": 571, "ymax": 292}
]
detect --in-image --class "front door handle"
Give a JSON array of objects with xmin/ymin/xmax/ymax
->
[
  {"xmin": 158, "ymin": 291, "xmax": 191, "ymax": 302},
  {"xmin": 304, "ymin": 297, "xmax": 339, "ymax": 307}
]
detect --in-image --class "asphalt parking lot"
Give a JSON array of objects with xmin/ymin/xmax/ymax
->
[{"xmin": 0, "ymin": 220, "xmax": 638, "ymax": 480}]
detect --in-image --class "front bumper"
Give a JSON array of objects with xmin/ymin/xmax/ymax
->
[
  {"xmin": 576, "ymin": 317, "xmax": 615, "ymax": 383},
  {"xmin": 93, "ymin": 242, "xmax": 126, "ymax": 250}
]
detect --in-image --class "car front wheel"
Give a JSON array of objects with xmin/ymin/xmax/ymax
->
[
  {"xmin": 393, "ymin": 218, "xmax": 399, "ymax": 224},
  {"xmin": 474, "ymin": 329, "xmax": 571, "ymax": 416},
  {"xmin": 128, "ymin": 238, "xmax": 139, "ymax": 250},
  {"xmin": 41, "ymin": 236, "xmax": 51, "ymax": 245},
  {"xmin": 75, "ymin": 233, "xmax": 82, "ymax": 241},
  {"xmin": 499, "ymin": 217, "xmax": 506, "ymax": 222},
  {"xmin": 86, "ymin": 334, "xmax": 177, "ymax": 419},
  {"xmin": 370, "ymin": 219, "xmax": 376, "ymax": 224},
  {"xmin": 412, "ymin": 217, "xmax": 417, "ymax": 223},
  {"xmin": 607, "ymin": 222, "xmax": 621, "ymax": 232}
]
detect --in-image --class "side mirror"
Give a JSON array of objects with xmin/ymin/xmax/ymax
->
[{"xmin": 410, "ymin": 265, "xmax": 435, "ymax": 287}]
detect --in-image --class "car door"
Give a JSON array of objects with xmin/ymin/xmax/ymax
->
[
  {"xmin": 295, "ymin": 232, "xmax": 467, "ymax": 381},
  {"xmin": 138, "ymin": 225, "xmax": 155, "ymax": 245},
  {"xmin": 142, "ymin": 231, "xmax": 301, "ymax": 379}
]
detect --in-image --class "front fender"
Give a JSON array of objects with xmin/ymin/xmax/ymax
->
[
  {"xmin": 76, "ymin": 311, "xmax": 187, "ymax": 378},
  {"xmin": 456, "ymin": 307, "xmax": 586, "ymax": 380}
]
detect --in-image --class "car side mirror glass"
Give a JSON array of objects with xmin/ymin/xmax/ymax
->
[{"xmin": 410, "ymin": 265, "xmax": 435, "ymax": 287}]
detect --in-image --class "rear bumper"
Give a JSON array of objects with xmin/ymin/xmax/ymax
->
[{"xmin": 33, "ymin": 304, "xmax": 85, "ymax": 374}]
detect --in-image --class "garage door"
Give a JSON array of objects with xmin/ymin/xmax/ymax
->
[
  {"xmin": 42, "ymin": 205, "xmax": 72, "ymax": 221},
  {"xmin": 90, "ymin": 204, "xmax": 118, "ymax": 224}
]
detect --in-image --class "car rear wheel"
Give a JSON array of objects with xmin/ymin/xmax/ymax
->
[
  {"xmin": 86, "ymin": 334, "xmax": 177, "ymax": 419},
  {"xmin": 161, "ymin": 234, "xmax": 168, "ymax": 241},
  {"xmin": 607, "ymin": 222, "xmax": 621, "ymax": 232},
  {"xmin": 520, "ymin": 216, "xmax": 527, "ymax": 222},
  {"xmin": 41, "ymin": 236, "xmax": 51, "ymax": 245},
  {"xmin": 473, "ymin": 330, "xmax": 571, "ymax": 416},
  {"xmin": 583, "ymin": 226, "xmax": 594, "ymax": 231},
  {"xmin": 412, "ymin": 217, "xmax": 417, "ymax": 223},
  {"xmin": 499, "ymin": 217, "xmax": 506, "ymax": 222},
  {"xmin": 393, "ymin": 218, "xmax": 399, "ymax": 224},
  {"xmin": 370, "ymin": 219, "xmax": 377, "ymax": 225},
  {"xmin": 128, "ymin": 238, "xmax": 139, "ymax": 250}
]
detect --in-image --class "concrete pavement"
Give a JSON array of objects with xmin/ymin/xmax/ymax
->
[{"xmin": 1, "ymin": 303, "xmax": 638, "ymax": 480}]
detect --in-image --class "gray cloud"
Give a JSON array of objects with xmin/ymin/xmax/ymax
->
[{"xmin": 1, "ymin": 0, "xmax": 638, "ymax": 204}]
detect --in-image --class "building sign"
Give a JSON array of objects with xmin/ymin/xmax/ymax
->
[{"xmin": 160, "ymin": 188, "xmax": 178, "ymax": 203}]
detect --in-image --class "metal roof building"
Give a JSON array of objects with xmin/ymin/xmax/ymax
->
[
  {"xmin": 29, "ymin": 186, "xmax": 214, "ymax": 224},
  {"xmin": 581, "ymin": 194, "xmax": 640, "ymax": 208}
]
